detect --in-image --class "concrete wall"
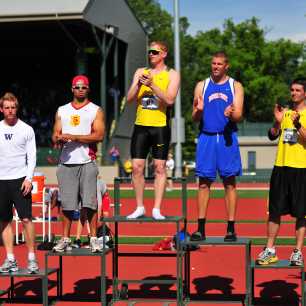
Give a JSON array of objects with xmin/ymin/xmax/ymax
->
[
  {"xmin": 35, "ymin": 165, "xmax": 118, "ymax": 185},
  {"xmin": 240, "ymin": 146, "xmax": 277, "ymax": 169},
  {"xmin": 239, "ymin": 136, "xmax": 277, "ymax": 169}
]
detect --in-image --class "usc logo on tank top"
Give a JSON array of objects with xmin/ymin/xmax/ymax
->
[{"xmin": 70, "ymin": 115, "xmax": 80, "ymax": 127}]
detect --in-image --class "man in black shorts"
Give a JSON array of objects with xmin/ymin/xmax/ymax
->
[
  {"xmin": 257, "ymin": 78, "xmax": 306, "ymax": 266},
  {"xmin": 0, "ymin": 93, "xmax": 38, "ymax": 273},
  {"xmin": 126, "ymin": 41, "xmax": 180, "ymax": 220}
]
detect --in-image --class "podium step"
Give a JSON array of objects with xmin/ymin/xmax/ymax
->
[
  {"xmin": 252, "ymin": 259, "xmax": 304, "ymax": 269},
  {"xmin": 184, "ymin": 236, "xmax": 251, "ymax": 246},
  {"xmin": 0, "ymin": 268, "xmax": 58, "ymax": 277}
]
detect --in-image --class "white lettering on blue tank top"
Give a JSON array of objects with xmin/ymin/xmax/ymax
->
[{"xmin": 202, "ymin": 79, "xmax": 235, "ymax": 133}]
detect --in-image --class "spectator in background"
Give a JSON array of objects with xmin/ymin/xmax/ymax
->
[
  {"xmin": 123, "ymin": 159, "xmax": 133, "ymax": 177},
  {"xmin": 46, "ymin": 187, "xmax": 61, "ymax": 217},
  {"xmin": 72, "ymin": 177, "xmax": 111, "ymax": 248},
  {"xmin": 109, "ymin": 145, "xmax": 120, "ymax": 163},
  {"xmin": 166, "ymin": 152, "xmax": 175, "ymax": 191}
]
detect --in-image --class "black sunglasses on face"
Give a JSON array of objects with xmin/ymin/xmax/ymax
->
[
  {"xmin": 73, "ymin": 86, "xmax": 88, "ymax": 90},
  {"xmin": 148, "ymin": 50, "xmax": 160, "ymax": 55}
]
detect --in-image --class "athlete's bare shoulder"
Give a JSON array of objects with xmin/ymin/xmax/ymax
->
[
  {"xmin": 233, "ymin": 80, "xmax": 244, "ymax": 92},
  {"xmin": 194, "ymin": 80, "xmax": 205, "ymax": 96},
  {"xmin": 135, "ymin": 67, "xmax": 147, "ymax": 75},
  {"xmin": 168, "ymin": 68, "xmax": 180, "ymax": 81}
]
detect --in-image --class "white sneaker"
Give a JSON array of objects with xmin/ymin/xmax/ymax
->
[
  {"xmin": 256, "ymin": 247, "xmax": 278, "ymax": 265},
  {"xmin": 290, "ymin": 249, "xmax": 304, "ymax": 266},
  {"xmin": 152, "ymin": 208, "xmax": 165, "ymax": 220},
  {"xmin": 0, "ymin": 259, "xmax": 19, "ymax": 273},
  {"xmin": 126, "ymin": 206, "xmax": 145, "ymax": 219},
  {"xmin": 90, "ymin": 237, "xmax": 102, "ymax": 253},
  {"xmin": 53, "ymin": 238, "xmax": 72, "ymax": 252},
  {"xmin": 27, "ymin": 259, "xmax": 39, "ymax": 274}
]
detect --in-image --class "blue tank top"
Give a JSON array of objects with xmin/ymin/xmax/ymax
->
[{"xmin": 201, "ymin": 77, "xmax": 237, "ymax": 133}]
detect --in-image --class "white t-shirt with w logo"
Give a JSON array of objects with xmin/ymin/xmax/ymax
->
[{"xmin": 0, "ymin": 119, "xmax": 36, "ymax": 180}]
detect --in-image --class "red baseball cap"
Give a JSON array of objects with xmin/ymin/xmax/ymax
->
[{"xmin": 72, "ymin": 75, "xmax": 89, "ymax": 87}]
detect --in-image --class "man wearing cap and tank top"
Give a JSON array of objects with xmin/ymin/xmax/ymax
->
[
  {"xmin": 52, "ymin": 75, "xmax": 105, "ymax": 252},
  {"xmin": 126, "ymin": 41, "xmax": 180, "ymax": 220},
  {"xmin": 191, "ymin": 51, "xmax": 244, "ymax": 242}
]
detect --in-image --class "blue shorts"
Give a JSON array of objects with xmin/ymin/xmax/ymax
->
[{"xmin": 195, "ymin": 131, "xmax": 242, "ymax": 181}]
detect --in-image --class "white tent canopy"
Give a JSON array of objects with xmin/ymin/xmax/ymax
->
[
  {"xmin": 0, "ymin": 0, "xmax": 89, "ymax": 20},
  {"xmin": 0, "ymin": 0, "xmax": 146, "ymax": 44}
]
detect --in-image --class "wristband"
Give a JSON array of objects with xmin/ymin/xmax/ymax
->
[
  {"xmin": 294, "ymin": 122, "xmax": 302, "ymax": 130},
  {"xmin": 268, "ymin": 128, "xmax": 279, "ymax": 141}
]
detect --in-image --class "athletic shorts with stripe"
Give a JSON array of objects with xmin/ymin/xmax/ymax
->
[
  {"xmin": 269, "ymin": 166, "xmax": 306, "ymax": 218},
  {"xmin": 56, "ymin": 161, "xmax": 99, "ymax": 211},
  {"xmin": 195, "ymin": 131, "xmax": 242, "ymax": 181}
]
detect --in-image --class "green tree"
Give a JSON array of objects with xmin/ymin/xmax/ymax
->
[
  {"xmin": 127, "ymin": 2, "xmax": 306, "ymax": 160},
  {"xmin": 191, "ymin": 18, "xmax": 305, "ymax": 121},
  {"xmin": 128, "ymin": 0, "xmax": 174, "ymax": 63}
]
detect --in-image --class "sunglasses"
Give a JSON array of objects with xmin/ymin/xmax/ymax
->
[
  {"xmin": 73, "ymin": 86, "xmax": 88, "ymax": 90},
  {"xmin": 148, "ymin": 49, "xmax": 160, "ymax": 55}
]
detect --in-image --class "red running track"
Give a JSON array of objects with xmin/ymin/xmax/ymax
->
[
  {"xmin": 35, "ymin": 198, "xmax": 296, "ymax": 238},
  {"xmin": 0, "ymin": 244, "xmax": 304, "ymax": 306}
]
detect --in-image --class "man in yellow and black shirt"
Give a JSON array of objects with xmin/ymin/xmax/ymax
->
[
  {"xmin": 126, "ymin": 41, "xmax": 180, "ymax": 220},
  {"xmin": 257, "ymin": 78, "xmax": 306, "ymax": 266}
]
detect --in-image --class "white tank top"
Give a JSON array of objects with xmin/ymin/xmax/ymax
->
[{"xmin": 58, "ymin": 101, "xmax": 99, "ymax": 164}]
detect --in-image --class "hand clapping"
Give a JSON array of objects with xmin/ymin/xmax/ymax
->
[
  {"xmin": 224, "ymin": 104, "xmax": 234, "ymax": 117},
  {"xmin": 291, "ymin": 111, "xmax": 300, "ymax": 124},
  {"xmin": 139, "ymin": 72, "xmax": 153, "ymax": 87}
]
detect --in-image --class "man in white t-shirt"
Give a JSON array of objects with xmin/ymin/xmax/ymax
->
[
  {"xmin": 52, "ymin": 75, "xmax": 105, "ymax": 253},
  {"xmin": 0, "ymin": 92, "xmax": 38, "ymax": 274}
]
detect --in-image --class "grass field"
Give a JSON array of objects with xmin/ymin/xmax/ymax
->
[
  {"xmin": 109, "ymin": 189, "xmax": 269, "ymax": 199},
  {"xmin": 44, "ymin": 235, "xmax": 306, "ymax": 246},
  {"xmin": 104, "ymin": 187, "xmax": 304, "ymax": 248}
]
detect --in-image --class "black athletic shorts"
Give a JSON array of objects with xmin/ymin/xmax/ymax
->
[
  {"xmin": 131, "ymin": 124, "xmax": 170, "ymax": 160},
  {"xmin": 0, "ymin": 177, "xmax": 32, "ymax": 222},
  {"xmin": 269, "ymin": 166, "xmax": 306, "ymax": 218}
]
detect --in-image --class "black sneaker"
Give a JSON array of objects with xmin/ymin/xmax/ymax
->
[
  {"xmin": 83, "ymin": 235, "xmax": 91, "ymax": 249},
  {"xmin": 224, "ymin": 232, "xmax": 237, "ymax": 242},
  {"xmin": 190, "ymin": 231, "xmax": 206, "ymax": 241},
  {"xmin": 71, "ymin": 239, "xmax": 82, "ymax": 249}
]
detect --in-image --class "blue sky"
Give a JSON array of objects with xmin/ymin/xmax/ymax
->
[{"xmin": 158, "ymin": 0, "xmax": 306, "ymax": 42}]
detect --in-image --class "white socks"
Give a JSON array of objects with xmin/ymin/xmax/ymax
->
[
  {"xmin": 28, "ymin": 252, "xmax": 36, "ymax": 261},
  {"xmin": 7, "ymin": 253, "xmax": 36, "ymax": 261},
  {"xmin": 7, "ymin": 253, "xmax": 15, "ymax": 261},
  {"xmin": 127, "ymin": 206, "xmax": 145, "ymax": 219},
  {"xmin": 126, "ymin": 207, "xmax": 165, "ymax": 220},
  {"xmin": 152, "ymin": 208, "xmax": 165, "ymax": 220},
  {"xmin": 267, "ymin": 247, "xmax": 276, "ymax": 254}
]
